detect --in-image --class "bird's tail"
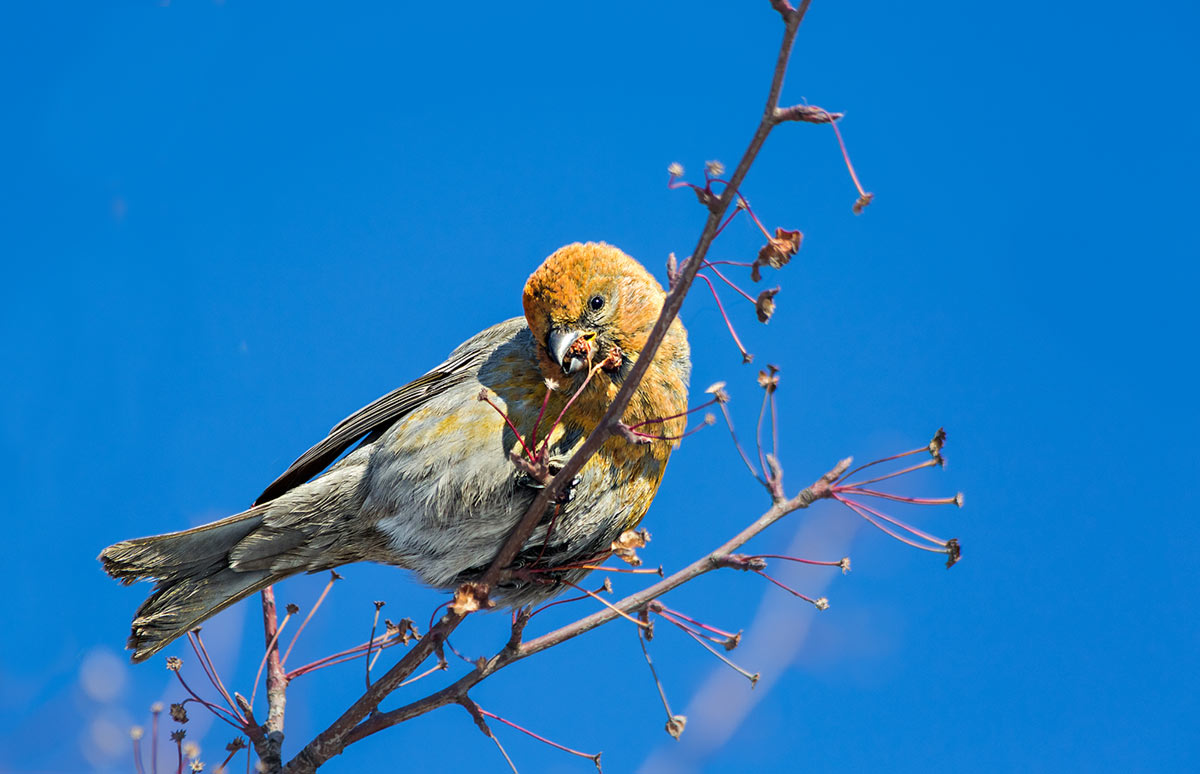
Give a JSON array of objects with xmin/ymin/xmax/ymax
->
[{"xmin": 100, "ymin": 507, "xmax": 284, "ymax": 663}]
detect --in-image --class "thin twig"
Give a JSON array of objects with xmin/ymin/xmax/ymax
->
[
  {"xmin": 638, "ymin": 628, "xmax": 676, "ymax": 723},
  {"xmin": 250, "ymin": 607, "xmax": 292, "ymax": 712},
  {"xmin": 478, "ymin": 707, "xmax": 603, "ymax": 768},
  {"xmin": 280, "ymin": 573, "xmax": 338, "ymax": 667},
  {"xmin": 682, "ymin": 628, "xmax": 759, "ymax": 686},
  {"xmin": 366, "ymin": 602, "xmax": 384, "ymax": 691},
  {"xmin": 696, "ymin": 272, "xmax": 752, "ymax": 361},
  {"xmin": 186, "ymin": 631, "xmax": 242, "ymax": 721}
]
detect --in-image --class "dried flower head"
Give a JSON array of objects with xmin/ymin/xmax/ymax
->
[
  {"xmin": 705, "ymin": 159, "xmax": 725, "ymax": 177},
  {"xmin": 170, "ymin": 703, "xmax": 189, "ymax": 723},
  {"xmin": 666, "ymin": 714, "xmax": 688, "ymax": 739},
  {"xmin": 751, "ymin": 227, "xmax": 802, "ymax": 281},
  {"xmin": 704, "ymin": 381, "xmax": 730, "ymax": 404},
  {"xmin": 183, "ymin": 741, "xmax": 200, "ymax": 759},
  {"xmin": 285, "ymin": 603, "xmax": 299, "ymax": 615},
  {"xmin": 756, "ymin": 367, "xmax": 780, "ymax": 392},
  {"xmin": 611, "ymin": 528, "xmax": 651, "ymax": 566},
  {"xmin": 449, "ymin": 582, "xmax": 493, "ymax": 615},
  {"xmin": 667, "ymin": 162, "xmax": 684, "ymax": 178},
  {"xmin": 130, "ymin": 726, "xmax": 144, "ymax": 741},
  {"xmin": 165, "ymin": 656, "xmax": 182, "ymax": 671}
]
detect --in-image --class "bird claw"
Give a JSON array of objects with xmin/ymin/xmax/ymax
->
[
  {"xmin": 554, "ymin": 474, "xmax": 581, "ymax": 505},
  {"xmin": 518, "ymin": 471, "xmax": 580, "ymax": 506}
]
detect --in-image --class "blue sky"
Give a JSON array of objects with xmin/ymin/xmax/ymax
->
[{"xmin": 2, "ymin": 1, "xmax": 1197, "ymax": 772}]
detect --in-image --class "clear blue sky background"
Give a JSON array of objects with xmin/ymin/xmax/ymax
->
[{"xmin": 3, "ymin": 1, "xmax": 1197, "ymax": 772}]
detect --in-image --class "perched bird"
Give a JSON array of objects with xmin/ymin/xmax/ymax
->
[{"xmin": 101, "ymin": 242, "xmax": 691, "ymax": 663}]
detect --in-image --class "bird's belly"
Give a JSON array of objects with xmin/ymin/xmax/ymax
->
[{"xmin": 359, "ymin": 392, "xmax": 665, "ymax": 602}]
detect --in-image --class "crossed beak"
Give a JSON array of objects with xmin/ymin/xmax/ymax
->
[{"xmin": 548, "ymin": 329, "xmax": 594, "ymax": 375}]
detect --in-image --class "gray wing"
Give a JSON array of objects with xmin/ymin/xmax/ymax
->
[{"xmin": 254, "ymin": 317, "xmax": 527, "ymax": 505}]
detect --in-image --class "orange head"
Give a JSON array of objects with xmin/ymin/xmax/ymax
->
[{"xmin": 523, "ymin": 242, "xmax": 690, "ymax": 425}]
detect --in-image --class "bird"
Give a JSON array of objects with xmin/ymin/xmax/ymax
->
[{"xmin": 100, "ymin": 242, "xmax": 691, "ymax": 663}]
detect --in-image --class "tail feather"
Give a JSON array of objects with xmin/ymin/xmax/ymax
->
[{"xmin": 100, "ymin": 507, "xmax": 284, "ymax": 663}]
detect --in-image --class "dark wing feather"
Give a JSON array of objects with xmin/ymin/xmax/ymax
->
[{"xmin": 254, "ymin": 317, "xmax": 526, "ymax": 505}]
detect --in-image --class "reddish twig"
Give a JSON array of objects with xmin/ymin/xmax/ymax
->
[
  {"xmin": 250, "ymin": 604, "xmax": 293, "ymax": 712},
  {"xmin": 280, "ymin": 573, "xmax": 339, "ymax": 668},
  {"xmin": 186, "ymin": 631, "xmax": 242, "ymax": 722},
  {"xmin": 478, "ymin": 707, "xmax": 603, "ymax": 771},
  {"xmin": 753, "ymin": 568, "xmax": 829, "ymax": 610},
  {"xmin": 637, "ymin": 627, "xmax": 684, "ymax": 738},
  {"xmin": 696, "ymin": 272, "xmax": 752, "ymax": 362}
]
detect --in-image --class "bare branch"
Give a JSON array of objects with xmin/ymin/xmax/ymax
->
[
  {"xmin": 280, "ymin": 5, "xmax": 819, "ymax": 771},
  {"xmin": 257, "ymin": 587, "xmax": 287, "ymax": 772},
  {"xmin": 344, "ymin": 458, "xmax": 851, "ymax": 746}
]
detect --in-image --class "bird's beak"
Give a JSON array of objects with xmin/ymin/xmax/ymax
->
[{"xmin": 548, "ymin": 329, "xmax": 592, "ymax": 375}]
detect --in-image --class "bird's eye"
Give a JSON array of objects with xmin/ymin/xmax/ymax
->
[{"xmin": 589, "ymin": 295, "xmax": 605, "ymax": 311}]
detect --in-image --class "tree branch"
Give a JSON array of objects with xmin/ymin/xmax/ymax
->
[
  {"xmin": 254, "ymin": 586, "xmax": 287, "ymax": 771},
  {"xmin": 344, "ymin": 457, "xmax": 850, "ymax": 745},
  {"xmin": 280, "ymin": 3, "xmax": 825, "ymax": 771}
]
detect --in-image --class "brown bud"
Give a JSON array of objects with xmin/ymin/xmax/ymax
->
[
  {"xmin": 945, "ymin": 538, "xmax": 962, "ymax": 569},
  {"xmin": 755, "ymin": 287, "xmax": 780, "ymax": 323}
]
